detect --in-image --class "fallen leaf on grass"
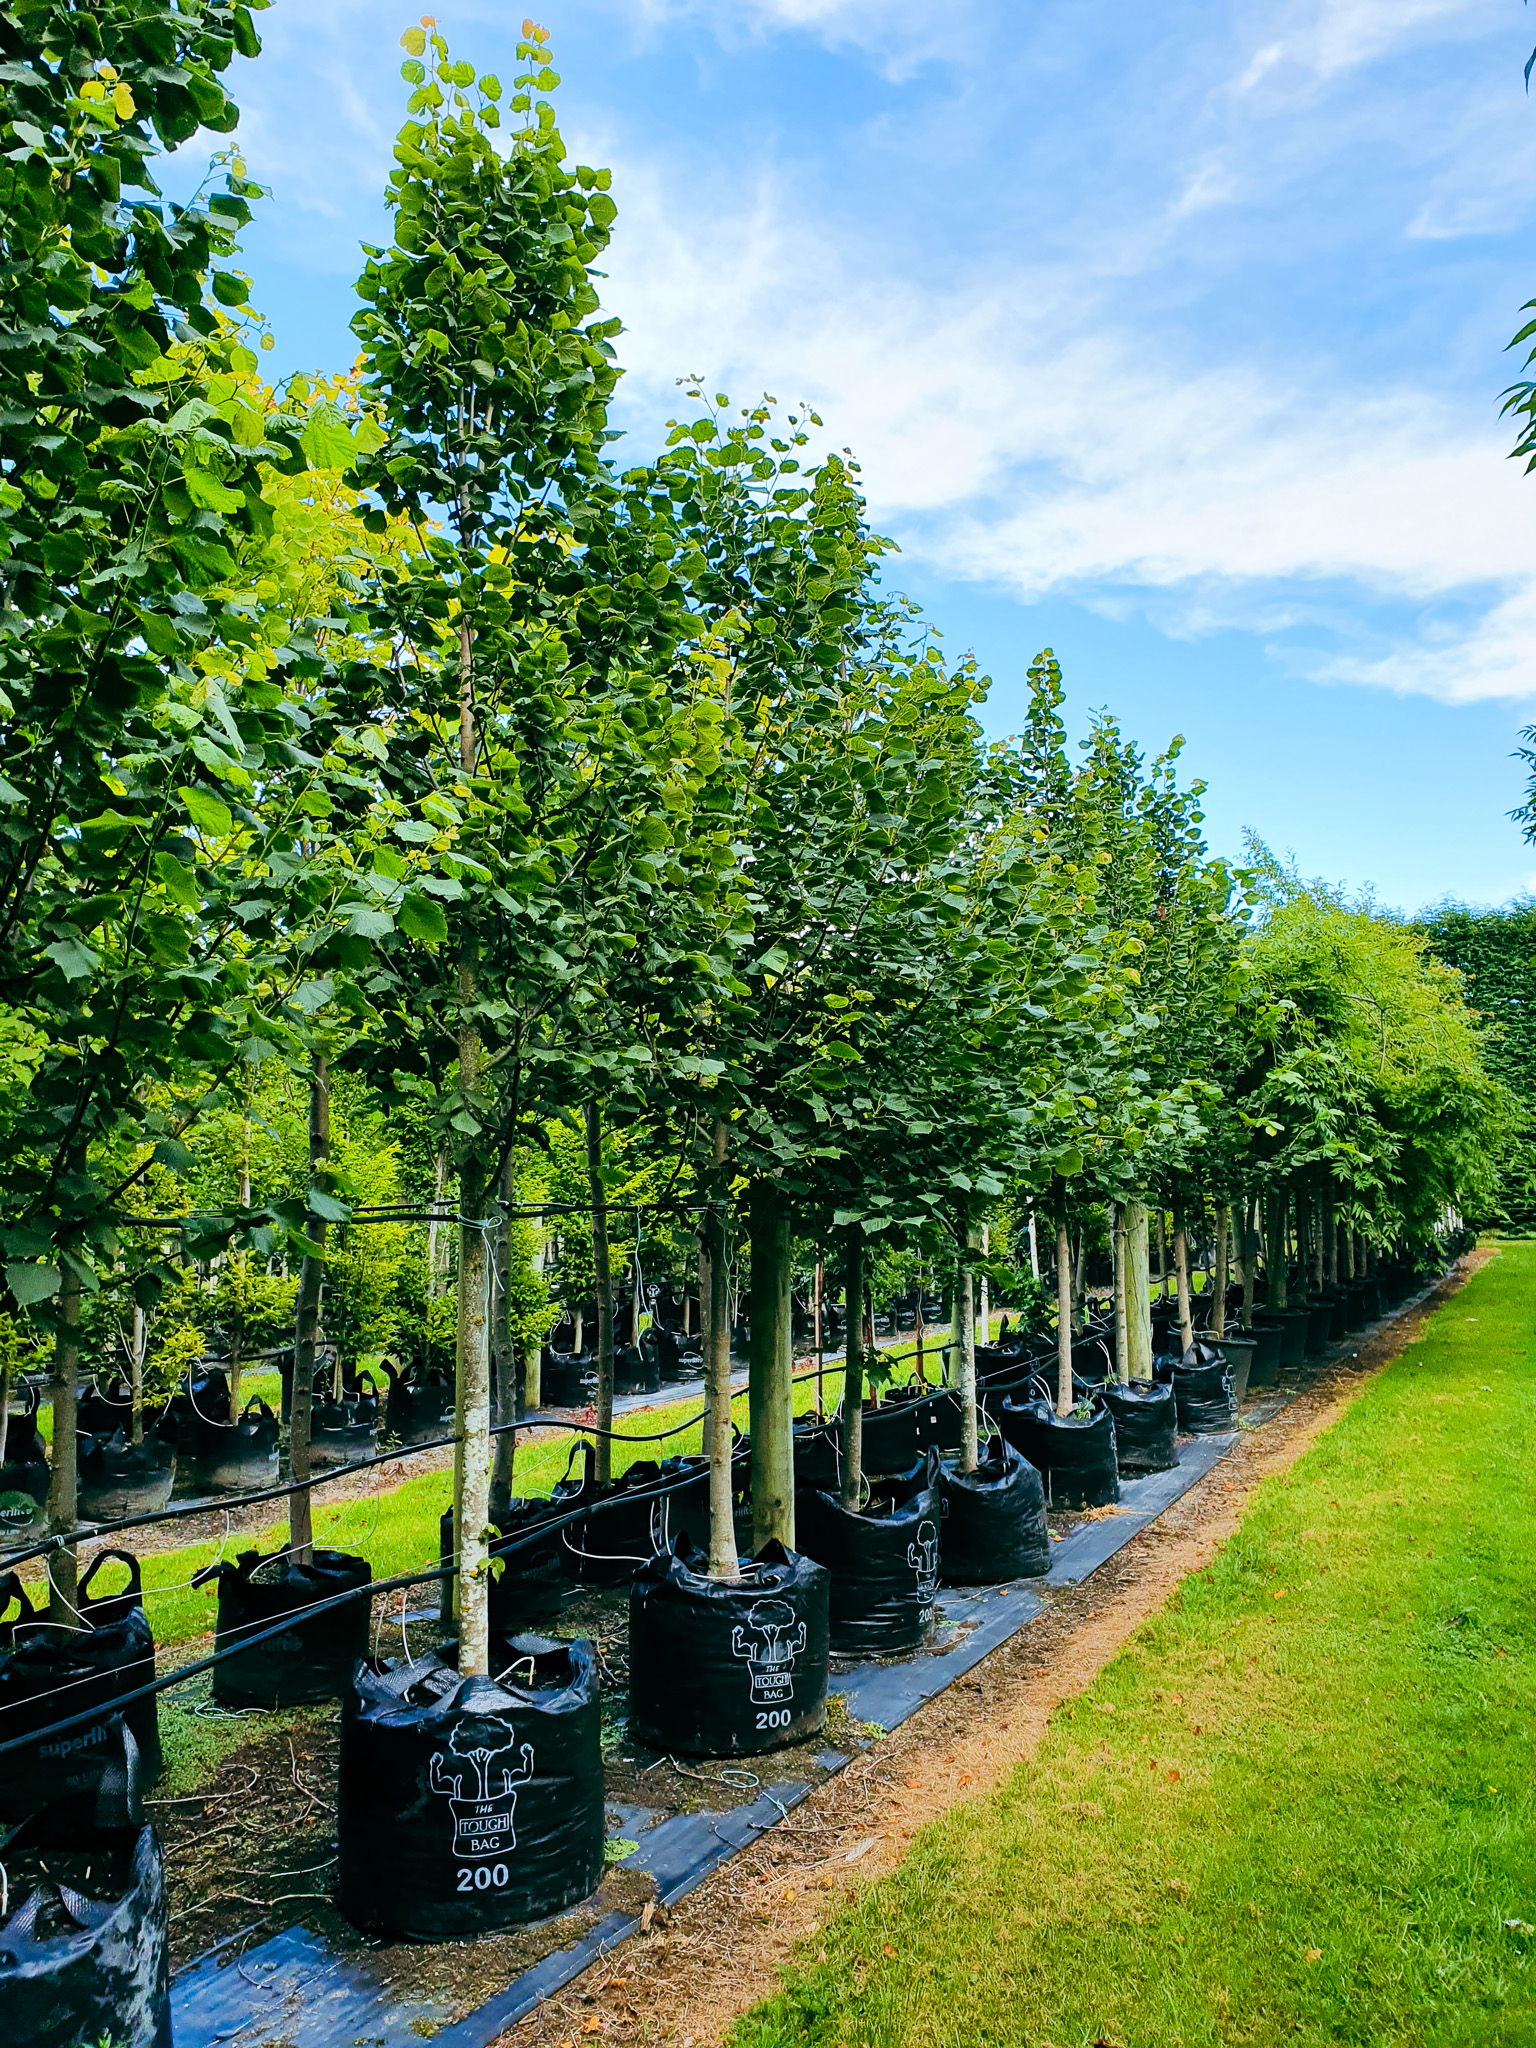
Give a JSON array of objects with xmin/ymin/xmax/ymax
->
[
  {"xmin": 958, "ymin": 1772, "xmax": 974, "ymax": 1786},
  {"xmin": 883, "ymin": 1943, "xmax": 898, "ymax": 1958},
  {"xmin": 845, "ymin": 1836, "xmax": 879, "ymax": 1862},
  {"xmin": 1305, "ymin": 1948, "xmax": 1322, "ymax": 1963},
  {"xmin": 1165, "ymin": 1769, "xmax": 1181, "ymax": 1784},
  {"xmin": 902, "ymin": 1779, "xmax": 923, "ymax": 1790},
  {"xmin": 817, "ymin": 1947, "xmax": 829, "ymax": 1963},
  {"xmin": 1272, "ymin": 1590, "xmax": 1287, "ymax": 1601}
]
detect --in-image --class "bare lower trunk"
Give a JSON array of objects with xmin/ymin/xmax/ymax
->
[
  {"xmin": 701, "ymin": 1121, "xmax": 735, "ymax": 1578},
  {"xmin": 1241, "ymin": 1196, "xmax": 1257, "ymax": 1330},
  {"xmin": 840, "ymin": 1223, "xmax": 865, "ymax": 1510},
  {"xmin": 748, "ymin": 1178, "xmax": 794, "ymax": 1550},
  {"xmin": 130, "ymin": 1303, "xmax": 145, "ymax": 1446},
  {"xmin": 1123, "ymin": 1199, "xmax": 1153, "ymax": 1382},
  {"xmin": 455, "ymin": 1169, "xmax": 492, "ymax": 1677},
  {"xmin": 1027, "ymin": 1205, "xmax": 1039, "ymax": 1282},
  {"xmin": 0, "ymin": 1360, "xmax": 10, "ymax": 1469},
  {"xmin": 1155, "ymin": 1209, "xmax": 1168, "ymax": 1299},
  {"xmin": 977, "ymin": 1225, "xmax": 989, "ymax": 1347},
  {"xmin": 1266, "ymin": 1189, "xmax": 1287, "ymax": 1310},
  {"xmin": 1174, "ymin": 1213, "xmax": 1194, "ymax": 1353},
  {"xmin": 586, "ymin": 1102, "xmax": 615, "ymax": 1488},
  {"xmin": 1055, "ymin": 1207, "xmax": 1074, "ymax": 1419},
  {"xmin": 47, "ymin": 1264, "xmax": 81, "ymax": 1626},
  {"xmin": 1113, "ymin": 1204, "xmax": 1130, "ymax": 1385},
  {"xmin": 813, "ymin": 1255, "xmax": 824, "ymax": 1415},
  {"xmin": 290, "ymin": 1054, "xmax": 329, "ymax": 1567},
  {"xmin": 1212, "ymin": 1203, "xmax": 1229, "ymax": 1341},
  {"xmin": 958, "ymin": 1222, "xmax": 978, "ymax": 1472},
  {"xmin": 491, "ymin": 1151, "xmax": 518, "ymax": 1515}
]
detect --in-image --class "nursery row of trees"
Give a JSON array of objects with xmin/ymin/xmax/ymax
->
[{"xmin": 0, "ymin": 11, "xmax": 1511, "ymax": 1665}]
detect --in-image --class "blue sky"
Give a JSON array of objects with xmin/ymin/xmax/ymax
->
[{"xmin": 215, "ymin": 0, "xmax": 1536, "ymax": 912}]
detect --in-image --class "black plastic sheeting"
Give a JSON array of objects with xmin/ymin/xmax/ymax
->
[
  {"xmin": 77, "ymin": 1432, "xmax": 176, "ymax": 1521},
  {"xmin": 339, "ymin": 1636, "xmax": 604, "ymax": 1941},
  {"xmin": 1103, "ymin": 1379, "xmax": 1178, "ymax": 1472},
  {"xmin": 935, "ymin": 1438, "xmax": 1050, "ymax": 1583},
  {"xmin": 797, "ymin": 1460, "xmax": 941, "ymax": 1656},
  {"xmin": 629, "ymin": 1535, "xmax": 830, "ymax": 1756},
  {"xmin": 0, "ymin": 1555, "xmax": 162, "ymax": 1819},
  {"xmin": 194, "ymin": 1548, "xmax": 373, "ymax": 1708},
  {"xmin": 997, "ymin": 1394, "xmax": 1121, "ymax": 1510},
  {"xmin": 1172, "ymin": 1344, "xmax": 1236, "ymax": 1435},
  {"xmin": 0, "ymin": 1747, "xmax": 170, "ymax": 2048}
]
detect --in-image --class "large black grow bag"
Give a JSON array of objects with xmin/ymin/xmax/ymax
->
[
  {"xmin": 194, "ymin": 1548, "xmax": 372, "ymax": 1708},
  {"xmin": 793, "ymin": 1416, "xmax": 841, "ymax": 1492},
  {"xmin": 382, "ymin": 1359, "xmax": 457, "ymax": 1447},
  {"xmin": 841, "ymin": 1385, "xmax": 962, "ymax": 1477},
  {"xmin": 614, "ymin": 1342, "xmax": 660, "ymax": 1398},
  {"xmin": 440, "ymin": 1446, "xmax": 592, "ymax": 1632},
  {"xmin": 539, "ymin": 1348, "xmax": 593, "ymax": 1407},
  {"xmin": 563, "ymin": 1454, "xmax": 710, "ymax": 1583},
  {"xmin": 308, "ymin": 1376, "xmax": 380, "ymax": 1472},
  {"xmin": 0, "ymin": 1785, "xmax": 170, "ymax": 2048},
  {"xmin": 796, "ymin": 1462, "xmax": 941, "ymax": 1657},
  {"xmin": 77, "ymin": 1432, "xmax": 175, "ymax": 1522},
  {"xmin": 1172, "ymin": 1344, "xmax": 1235, "ymax": 1435},
  {"xmin": 935, "ymin": 1439, "xmax": 1049, "ymax": 1584},
  {"xmin": 1303, "ymin": 1298, "xmax": 1334, "ymax": 1357},
  {"xmin": 0, "ymin": 1382, "xmax": 49, "ymax": 1548},
  {"xmin": 997, "ymin": 1394, "xmax": 1120, "ymax": 1510},
  {"xmin": 629, "ymin": 1535, "xmax": 830, "ymax": 1755},
  {"xmin": 1103, "ymin": 1379, "xmax": 1177, "ymax": 1472},
  {"xmin": 181, "ymin": 1396, "xmax": 279, "ymax": 1494},
  {"xmin": 0, "ymin": 1555, "xmax": 161, "ymax": 1820},
  {"xmin": 338, "ymin": 1636, "xmax": 604, "ymax": 1941},
  {"xmin": 1247, "ymin": 1320, "xmax": 1284, "ymax": 1387},
  {"xmin": 76, "ymin": 1376, "xmax": 139, "ymax": 1441}
]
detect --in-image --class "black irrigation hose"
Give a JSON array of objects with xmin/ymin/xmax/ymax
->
[{"xmin": 0, "ymin": 1464, "xmax": 714, "ymax": 1763}]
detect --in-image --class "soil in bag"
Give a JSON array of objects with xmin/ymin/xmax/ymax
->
[
  {"xmin": 629, "ymin": 1535, "xmax": 830, "ymax": 1755},
  {"xmin": 0, "ymin": 1736, "xmax": 169, "ymax": 2048},
  {"xmin": 997, "ymin": 1393, "xmax": 1120, "ymax": 1510},
  {"xmin": 796, "ymin": 1461, "xmax": 941, "ymax": 1657},
  {"xmin": 0, "ymin": 1381, "xmax": 49, "ymax": 1548},
  {"xmin": 194, "ymin": 1548, "xmax": 372, "ymax": 1708},
  {"xmin": 1172, "ymin": 1343, "xmax": 1236, "ymax": 1434},
  {"xmin": 1103, "ymin": 1379, "xmax": 1177, "ymax": 1472},
  {"xmin": 0, "ymin": 1557, "xmax": 162, "ymax": 1820},
  {"xmin": 338, "ymin": 1635, "xmax": 604, "ymax": 1941},
  {"xmin": 935, "ymin": 1438, "xmax": 1050, "ymax": 1584}
]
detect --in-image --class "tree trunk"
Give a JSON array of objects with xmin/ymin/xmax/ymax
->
[
  {"xmin": 491, "ymin": 1152, "xmax": 518, "ymax": 1517},
  {"xmin": 748, "ymin": 1178, "xmax": 794, "ymax": 1550},
  {"xmin": 0, "ymin": 1359, "xmax": 10, "ymax": 1470},
  {"xmin": 701, "ymin": 1120, "xmax": 735, "ymax": 1578},
  {"xmin": 585, "ymin": 1102, "xmax": 615, "ymax": 1488},
  {"xmin": 1055, "ymin": 1204, "xmax": 1074, "ymax": 1419},
  {"xmin": 130, "ymin": 1302, "xmax": 145, "ymax": 1446},
  {"xmin": 427, "ymin": 1147, "xmax": 448, "ymax": 1295},
  {"xmin": 290, "ymin": 1054, "xmax": 329, "ymax": 1568},
  {"xmin": 840, "ymin": 1222, "xmax": 865, "ymax": 1511},
  {"xmin": 1112, "ymin": 1203, "xmax": 1130, "ymax": 1385},
  {"xmin": 1312, "ymin": 1181, "xmax": 1326, "ymax": 1292},
  {"xmin": 1173, "ymin": 1209, "xmax": 1194, "ymax": 1353},
  {"xmin": 1155, "ymin": 1209, "xmax": 1168, "ymax": 1300},
  {"xmin": 1027, "ymin": 1204, "xmax": 1039, "ymax": 1282},
  {"xmin": 1241, "ymin": 1196, "xmax": 1257, "ymax": 1330},
  {"xmin": 977, "ymin": 1224, "xmax": 990, "ymax": 1349},
  {"xmin": 47, "ymin": 1264, "xmax": 81, "ymax": 1627},
  {"xmin": 813, "ymin": 1254, "xmax": 825, "ymax": 1414},
  {"xmin": 1212, "ymin": 1203, "xmax": 1229, "ymax": 1341},
  {"xmin": 957, "ymin": 1220, "xmax": 978, "ymax": 1472},
  {"xmin": 1123, "ymin": 1199, "xmax": 1153, "ymax": 1382},
  {"xmin": 1264, "ymin": 1190, "xmax": 1285, "ymax": 1310}
]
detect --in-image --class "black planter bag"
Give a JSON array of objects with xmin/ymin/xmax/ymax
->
[
  {"xmin": 338, "ymin": 1636, "xmax": 604, "ymax": 1941},
  {"xmin": 1172, "ymin": 1343, "xmax": 1235, "ymax": 1434},
  {"xmin": 629, "ymin": 1535, "xmax": 830, "ymax": 1756},
  {"xmin": 440, "ymin": 1444, "xmax": 591, "ymax": 1630},
  {"xmin": 77, "ymin": 1431, "xmax": 176, "ymax": 1522},
  {"xmin": 796, "ymin": 1463, "xmax": 941, "ymax": 1657},
  {"xmin": 565, "ymin": 1454, "xmax": 710, "ymax": 1583},
  {"xmin": 539, "ymin": 1348, "xmax": 594, "ymax": 1407},
  {"xmin": 0, "ymin": 1727, "xmax": 169, "ymax": 2048},
  {"xmin": 1303, "ymin": 1298, "xmax": 1334, "ymax": 1357},
  {"xmin": 997, "ymin": 1394, "xmax": 1120, "ymax": 1510},
  {"xmin": 76, "ymin": 1376, "xmax": 139, "ymax": 1442},
  {"xmin": 382, "ymin": 1359, "xmax": 457, "ymax": 1447},
  {"xmin": 613, "ymin": 1342, "xmax": 660, "ymax": 1398},
  {"xmin": 1103, "ymin": 1380, "xmax": 1177, "ymax": 1472},
  {"xmin": 195, "ymin": 1548, "xmax": 372, "ymax": 1708},
  {"xmin": 0, "ymin": 1383, "xmax": 48, "ymax": 1548},
  {"xmin": 844, "ymin": 1384, "xmax": 962, "ymax": 1477},
  {"xmin": 0, "ymin": 1555, "xmax": 162, "ymax": 1820},
  {"xmin": 793, "ymin": 1416, "xmax": 841, "ymax": 1492},
  {"xmin": 935, "ymin": 1439, "xmax": 1049, "ymax": 1584},
  {"xmin": 184, "ymin": 1395, "xmax": 280, "ymax": 1493},
  {"xmin": 309, "ymin": 1380, "xmax": 379, "ymax": 1472}
]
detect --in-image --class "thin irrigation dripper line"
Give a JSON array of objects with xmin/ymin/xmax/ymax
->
[{"xmin": 0, "ymin": 1464, "xmax": 712, "ymax": 1761}]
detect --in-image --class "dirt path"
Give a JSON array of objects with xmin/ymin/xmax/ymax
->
[{"xmin": 495, "ymin": 1254, "xmax": 1488, "ymax": 2048}]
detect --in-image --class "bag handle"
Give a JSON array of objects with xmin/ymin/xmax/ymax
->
[
  {"xmin": 0, "ymin": 1569, "xmax": 35, "ymax": 1639},
  {"xmin": 79, "ymin": 1547, "xmax": 143, "ymax": 1606}
]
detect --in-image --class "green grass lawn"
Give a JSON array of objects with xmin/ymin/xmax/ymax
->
[{"xmin": 732, "ymin": 1244, "xmax": 1536, "ymax": 2048}]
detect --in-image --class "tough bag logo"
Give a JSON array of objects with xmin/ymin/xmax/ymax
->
[
  {"xmin": 907, "ymin": 1521, "xmax": 939, "ymax": 1607},
  {"xmin": 429, "ymin": 1717, "xmax": 534, "ymax": 1861},
  {"xmin": 731, "ymin": 1597, "xmax": 807, "ymax": 1706}
]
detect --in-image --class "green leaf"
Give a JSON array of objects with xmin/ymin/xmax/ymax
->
[
  {"xmin": 307, "ymin": 1188, "xmax": 351, "ymax": 1223},
  {"xmin": 397, "ymin": 892, "xmax": 449, "ymax": 945},
  {"xmin": 184, "ymin": 466, "xmax": 244, "ymax": 514},
  {"xmin": 300, "ymin": 404, "xmax": 358, "ymax": 472},
  {"xmin": 179, "ymin": 787, "xmax": 233, "ymax": 839},
  {"xmin": 292, "ymin": 977, "xmax": 335, "ymax": 1014},
  {"xmin": 153, "ymin": 850, "xmax": 198, "ymax": 908},
  {"xmin": 6, "ymin": 1262, "xmax": 59, "ymax": 1307},
  {"xmin": 42, "ymin": 937, "xmax": 100, "ymax": 981},
  {"xmin": 346, "ymin": 907, "xmax": 395, "ymax": 940}
]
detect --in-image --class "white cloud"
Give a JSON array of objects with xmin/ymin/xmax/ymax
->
[
  {"xmin": 602, "ymin": 156, "xmax": 1536, "ymax": 704},
  {"xmin": 623, "ymin": 0, "xmax": 974, "ymax": 73},
  {"xmin": 1229, "ymin": 0, "xmax": 1488, "ymax": 96}
]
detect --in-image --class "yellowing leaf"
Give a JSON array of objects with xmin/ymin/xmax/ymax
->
[{"xmin": 112, "ymin": 81, "xmax": 136, "ymax": 119}]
